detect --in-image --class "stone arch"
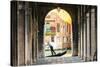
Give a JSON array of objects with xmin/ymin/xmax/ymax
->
[{"xmin": 43, "ymin": 7, "xmax": 73, "ymax": 57}]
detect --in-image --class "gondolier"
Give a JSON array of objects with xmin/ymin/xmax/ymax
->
[{"xmin": 47, "ymin": 42, "xmax": 56, "ymax": 56}]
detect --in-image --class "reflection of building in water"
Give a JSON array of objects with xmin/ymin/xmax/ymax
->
[{"xmin": 44, "ymin": 8, "xmax": 72, "ymax": 49}]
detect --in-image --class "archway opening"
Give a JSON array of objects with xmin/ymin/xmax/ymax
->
[{"xmin": 43, "ymin": 7, "xmax": 73, "ymax": 57}]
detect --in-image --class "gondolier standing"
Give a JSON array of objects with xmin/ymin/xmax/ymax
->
[{"xmin": 47, "ymin": 42, "xmax": 56, "ymax": 56}]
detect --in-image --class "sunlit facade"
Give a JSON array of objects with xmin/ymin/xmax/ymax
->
[{"xmin": 44, "ymin": 8, "xmax": 72, "ymax": 50}]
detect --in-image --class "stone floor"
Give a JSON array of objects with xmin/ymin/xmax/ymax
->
[{"xmin": 35, "ymin": 56, "xmax": 84, "ymax": 65}]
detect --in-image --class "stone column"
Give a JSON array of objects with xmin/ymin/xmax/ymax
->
[
  {"xmin": 80, "ymin": 6, "xmax": 84, "ymax": 60},
  {"xmin": 32, "ymin": 5, "xmax": 38, "ymax": 63},
  {"xmin": 72, "ymin": 8, "xmax": 78, "ymax": 56},
  {"xmin": 25, "ymin": 2, "xmax": 33, "ymax": 65},
  {"xmin": 86, "ymin": 13, "xmax": 91, "ymax": 61},
  {"xmin": 90, "ymin": 8, "xmax": 96, "ymax": 61},
  {"xmin": 83, "ymin": 6, "xmax": 87, "ymax": 61},
  {"xmin": 17, "ymin": 2, "xmax": 25, "ymax": 65},
  {"xmin": 77, "ymin": 6, "xmax": 81, "ymax": 58}
]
